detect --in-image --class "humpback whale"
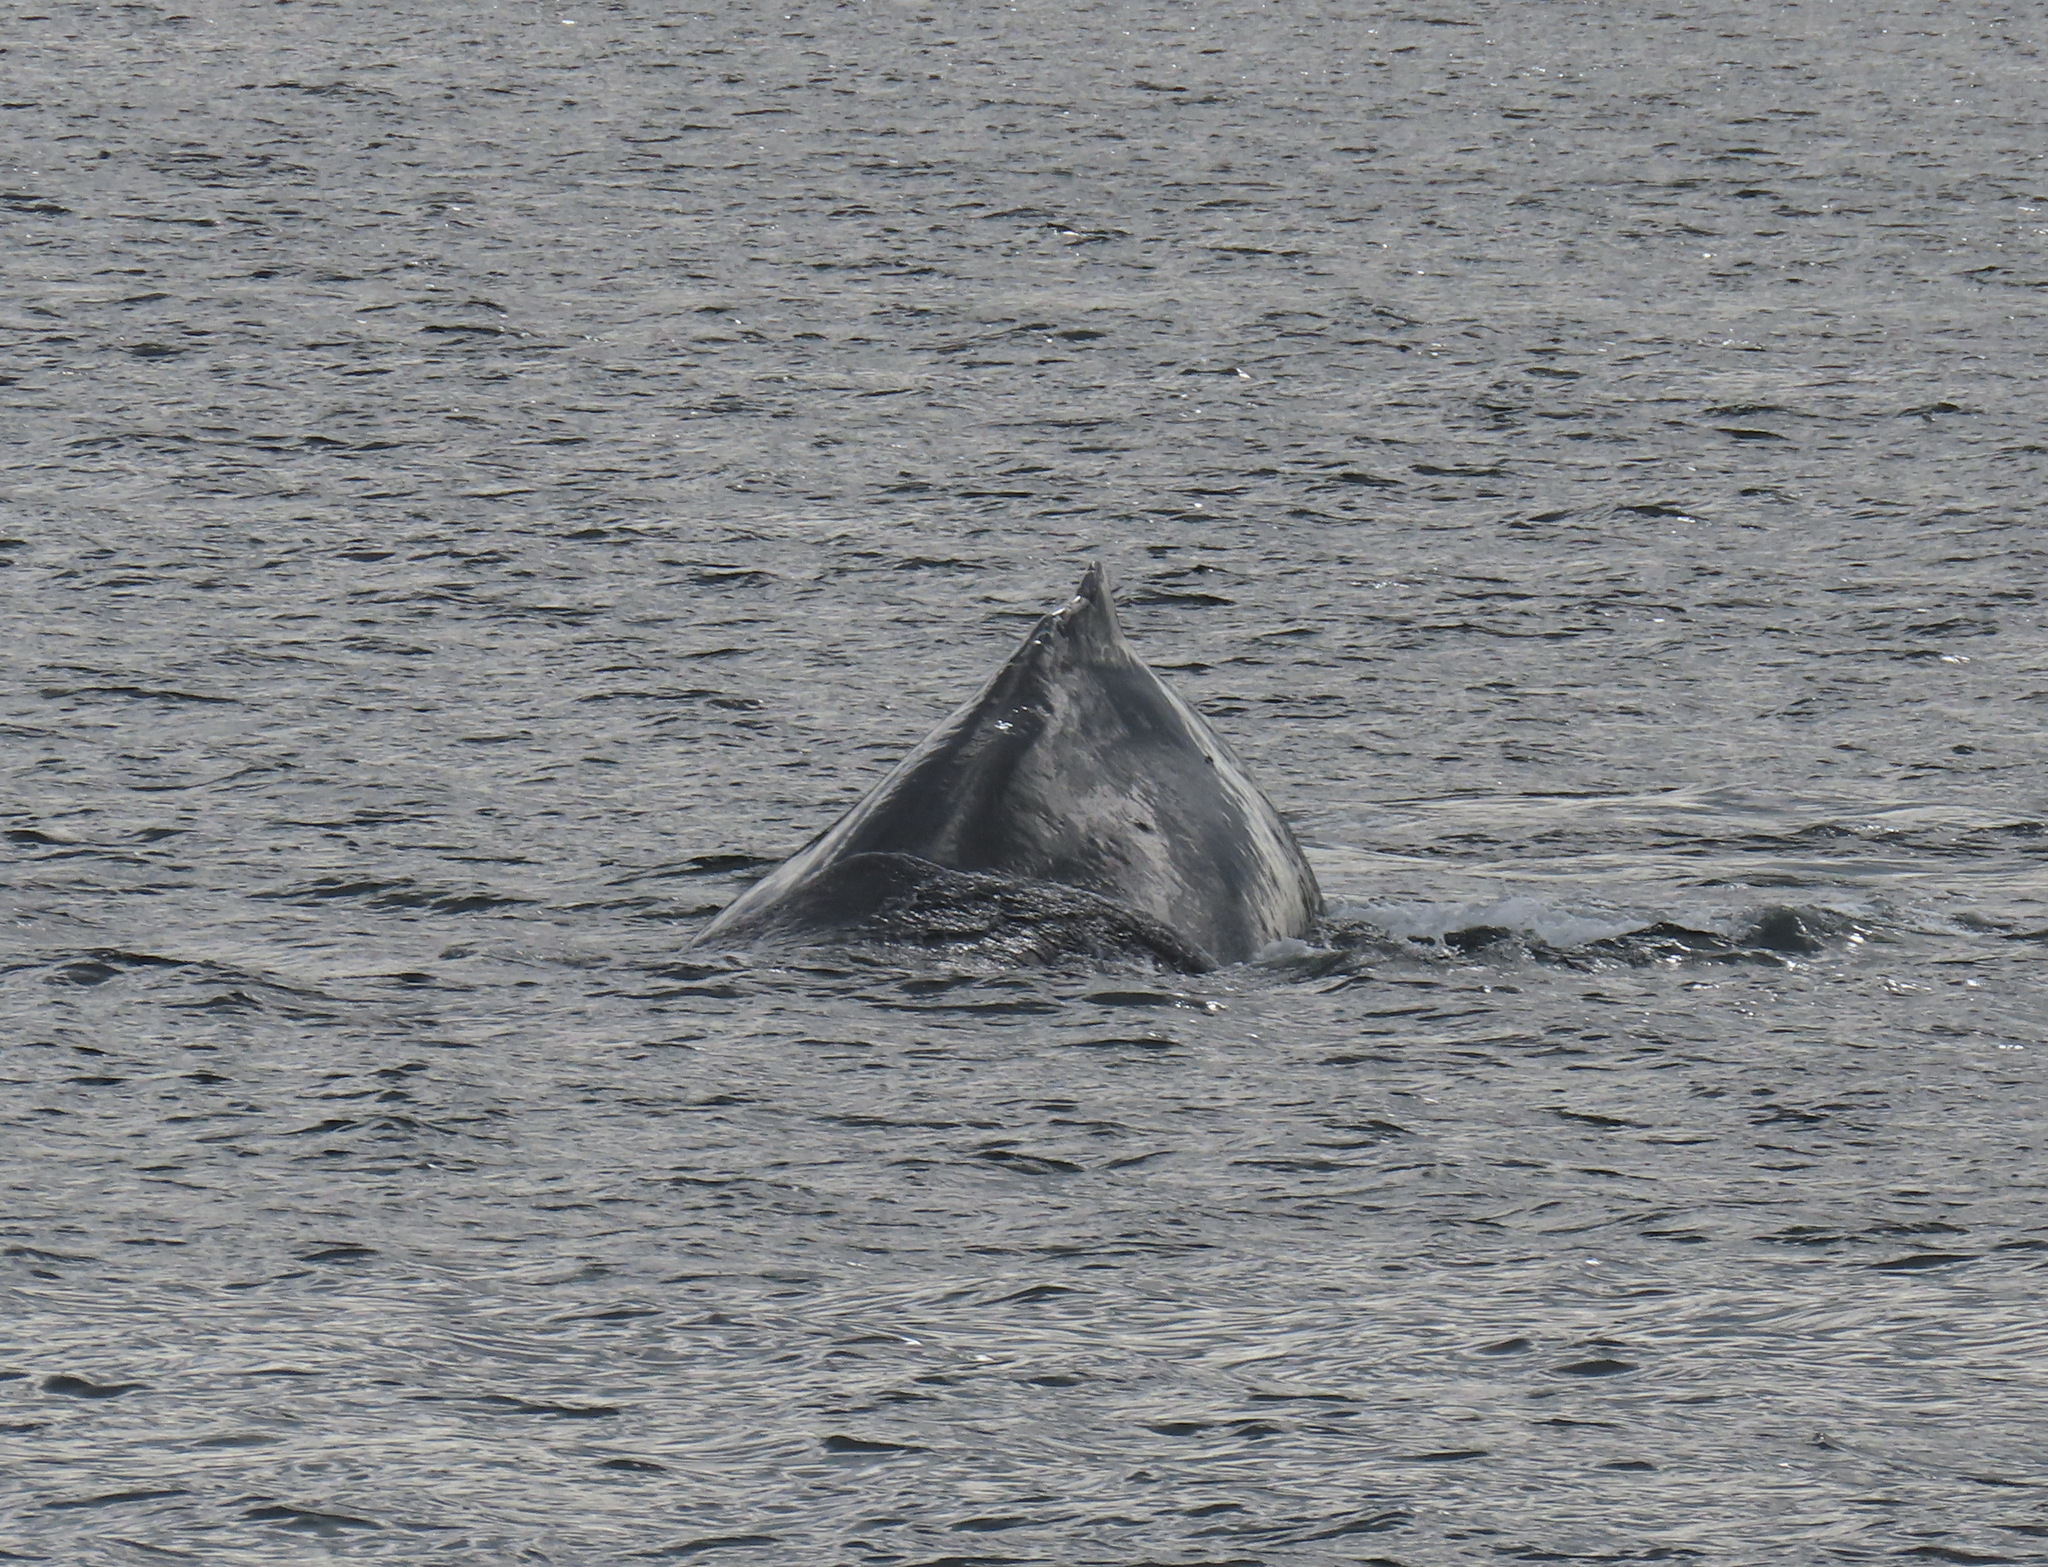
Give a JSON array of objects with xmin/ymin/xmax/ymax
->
[{"xmin": 691, "ymin": 564, "xmax": 1322, "ymax": 970}]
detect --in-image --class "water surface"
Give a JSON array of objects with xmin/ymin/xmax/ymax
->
[{"xmin": 4, "ymin": 0, "xmax": 2046, "ymax": 1561}]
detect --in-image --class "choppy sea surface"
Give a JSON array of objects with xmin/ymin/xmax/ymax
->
[{"xmin": 5, "ymin": 1, "xmax": 2047, "ymax": 1562}]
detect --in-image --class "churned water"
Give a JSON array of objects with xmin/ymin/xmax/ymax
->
[{"xmin": 4, "ymin": 0, "xmax": 2046, "ymax": 1562}]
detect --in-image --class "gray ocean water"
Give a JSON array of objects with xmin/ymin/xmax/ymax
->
[{"xmin": 5, "ymin": 1, "xmax": 2047, "ymax": 1561}]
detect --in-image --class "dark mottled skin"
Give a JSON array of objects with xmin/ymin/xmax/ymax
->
[{"xmin": 694, "ymin": 565, "xmax": 1322, "ymax": 967}]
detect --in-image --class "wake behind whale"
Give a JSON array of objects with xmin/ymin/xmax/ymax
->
[{"xmin": 691, "ymin": 564, "xmax": 1322, "ymax": 971}]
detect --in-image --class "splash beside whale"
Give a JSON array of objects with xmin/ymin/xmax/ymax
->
[{"xmin": 690, "ymin": 564, "xmax": 1322, "ymax": 971}]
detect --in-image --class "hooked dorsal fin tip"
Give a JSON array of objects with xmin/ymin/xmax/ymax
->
[{"xmin": 1074, "ymin": 560, "xmax": 1114, "ymax": 613}]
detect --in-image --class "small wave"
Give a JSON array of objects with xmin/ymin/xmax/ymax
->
[
  {"xmin": 251, "ymin": 876, "xmax": 536, "ymax": 913},
  {"xmin": 1333, "ymin": 894, "xmax": 1645, "ymax": 949},
  {"xmin": 1301, "ymin": 896, "xmax": 1876, "ymax": 971},
  {"xmin": 30, "ymin": 947, "xmax": 350, "ymax": 1012}
]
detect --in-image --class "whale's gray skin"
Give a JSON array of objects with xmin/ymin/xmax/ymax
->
[{"xmin": 691, "ymin": 563, "xmax": 1323, "ymax": 970}]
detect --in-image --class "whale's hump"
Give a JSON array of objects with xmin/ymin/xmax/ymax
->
[{"xmin": 692, "ymin": 563, "xmax": 1322, "ymax": 969}]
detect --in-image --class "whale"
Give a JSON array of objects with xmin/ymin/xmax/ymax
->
[{"xmin": 690, "ymin": 564, "xmax": 1322, "ymax": 970}]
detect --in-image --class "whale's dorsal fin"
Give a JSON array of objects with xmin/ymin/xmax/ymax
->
[{"xmin": 693, "ymin": 563, "xmax": 1321, "ymax": 966}]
